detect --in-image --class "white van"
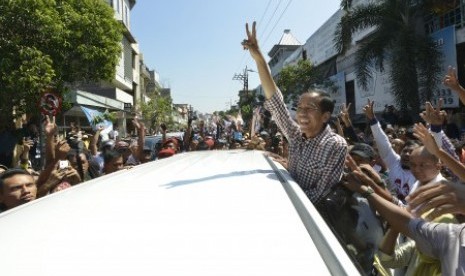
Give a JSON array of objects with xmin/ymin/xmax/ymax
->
[{"xmin": 0, "ymin": 150, "xmax": 360, "ymax": 276}]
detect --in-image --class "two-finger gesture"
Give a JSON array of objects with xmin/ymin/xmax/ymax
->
[
  {"xmin": 44, "ymin": 115, "xmax": 57, "ymax": 137},
  {"xmin": 443, "ymin": 66, "xmax": 462, "ymax": 92},
  {"xmin": 420, "ymin": 99, "xmax": 446, "ymax": 125},
  {"xmin": 339, "ymin": 103, "xmax": 352, "ymax": 127},
  {"xmin": 362, "ymin": 99, "xmax": 375, "ymax": 121},
  {"xmin": 242, "ymin": 22, "xmax": 261, "ymax": 60}
]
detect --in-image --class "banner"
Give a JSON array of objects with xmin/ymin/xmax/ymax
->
[{"xmin": 80, "ymin": 106, "xmax": 113, "ymax": 138}]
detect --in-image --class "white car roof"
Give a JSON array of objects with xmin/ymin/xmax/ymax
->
[{"xmin": 0, "ymin": 150, "xmax": 360, "ymax": 276}]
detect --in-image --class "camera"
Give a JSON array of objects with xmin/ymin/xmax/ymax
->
[{"xmin": 59, "ymin": 160, "xmax": 69, "ymax": 170}]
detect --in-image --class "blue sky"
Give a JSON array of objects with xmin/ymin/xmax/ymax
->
[{"xmin": 131, "ymin": 0, "xmax": 341, "ymax": 114}]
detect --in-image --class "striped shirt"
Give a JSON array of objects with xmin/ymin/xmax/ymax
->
[{"xmin": 264, "ymin": 90, "xmax": 347, "ymax": 203}]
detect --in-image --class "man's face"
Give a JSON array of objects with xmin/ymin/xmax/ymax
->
[
  {"xmin": 409, "ymin": 148, "xmax": 440, "ymax": 184},
  {"xmin": 104, "ymin": 156, "xmax": 124, "ymax": 174},
  {"xmin": 69, "ymin": 153, "xmax": 89, "ymax": 173},
  {"xmin": 400, "ymin": 145, "xmax": 419, "ymax": 169},
  {"xmin": 0, "ymin": 174, "xmax": 37, "ymax": 210},
  {"xmin": 296, "ymin": 93, "xmax": 329, "ymax": 138}
]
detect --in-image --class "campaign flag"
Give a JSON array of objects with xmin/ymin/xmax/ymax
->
[{"xmin": 80, "ymin": 106, "xmax": 113, "ymax": 138}]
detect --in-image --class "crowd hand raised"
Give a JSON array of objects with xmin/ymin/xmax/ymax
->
[
  {"xmin": 406, "ymin": 180, "xmax": 465, "ymax": 219},
  {"xmin": 160, "ymin": 123, "xmax": 167, "ymax": 132},
  {"xmin": 132, "ymin": 116, "xmax": 145, "ymax": 130},
  {"xmin": 64, "ymin": 167, "xmax": 82, "ymax": 185},
  {"xmin": 443, "ymin": 66, "xmax": 463, "ymax": 92},
  {"xmin": 242, "ymin": 22, "xmax": 262, "ymax": 60},
  {"xmin": 413, "ymin": 123, "xmax": 440, "ymax": 156},
  {"xmin": 44, "ymin": 115, "xmax": 57, "ymax": 137},
  {"xmin": 420, "ymin": 99, "xmax": 446, "ymax": 126},
  {"xmin": 339, "ymin": 103, "xmax": 352, "ymax": 127},
  {"xmin": 362, "ymin": 99, "xmax": 375, "ymax": 121},
  {"xmin": 54, "ymin": 140, "xmax": 71, "ymax": 161},
  {"xmin": 22, "ymin": 137, "xmax": 34, "ymax": 152},
  {"xmin": 41, "ymin": 168, "xmax": 66, "ymax": 191}
]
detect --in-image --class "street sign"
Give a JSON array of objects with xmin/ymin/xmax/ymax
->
[
  {"xmin": 38, "ymin": 90, "xmax": 62, "ymax": 116},
  {"xmin": 124, "ymin": 103, "xmax": 132, "ymax": 112}
]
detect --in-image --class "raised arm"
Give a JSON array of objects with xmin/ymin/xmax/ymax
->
[
  {"xmin": 132, "ymin": 117, "xmax": 146, "ymax": 163},
  {"xmin": 89, "ymin": 126, "xmax": 103, "ymax": 156},
  {"xmin": 443, "ymin": 65, "xmax": 465, "ymax": 106},
  {"xmin": 343, "ymin": 170, "xmax": 413, "ymax": 236},
  {"xmin": 242, "ymin": 22, "xmax": 277, "ymax": 100},
  {"xmin": 43, "ymin": 115, "xmax": 57, "ymax": 166},
  {"xmin": 413, "ymin": 123, "xmax": 465, "ymax": 182}
]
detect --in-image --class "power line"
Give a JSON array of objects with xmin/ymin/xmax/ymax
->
[
  {"xmin": 257, "ymin": 0, "xmax": 274, "ymax": 36},
  {"xmin": 259, "ymin": 0, "xmax": 282, "ymax": 42},
  {"xmin": 234, "ymin": 0, "xmax": 274, "ymax": 74},
  {"xmin": 262, "ymin": 0, "xmax": 293, "ymax": 46}
]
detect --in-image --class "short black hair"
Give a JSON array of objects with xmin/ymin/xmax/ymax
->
[
  {"xmin": 103, "ymin": 149, "xmax": 122, "ymax": 165},
  {"xmin": 305, "ymin": 89, "xmax": 335, "ymax": 114},
  {"xmin": 0, "ymin": 169, "xmax": 32, "ymax": 193}
]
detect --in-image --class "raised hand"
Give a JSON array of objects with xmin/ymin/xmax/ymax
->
[
  {"xmin": 44, "ymin": 115, "xmax": 57, "ymax": 137},
  {"xmin": 242, "ymin": 22, "xmax": 261, "ymax": 60},
  {"xmin": 413, "ymin": 123, "xmax": 440, "ymax": 156},
  {"xmin": 362, "ymin": 99, "xmax": 375, "ymax": 121},
  {"xmin": 54, "ymin": 140, "xmax": 71, "ymax": 161},
  {"xmin": 64, "ymin": 167, "xmax": 82, "ymax": 185},
  {"xmin": 443, "ymin": 66, "xmax": 462, "ymax": 92},
  {"xmin": 132, "ymin": 116, "xmax": 145, "ymax": 130},
  {"xmin": 407, "ymin": 180, "xmax": 465, "ymax": 219},
  {"xmin": 339, "ymin": 103, "xmax": 352, "ymax": 127},
  {"xmin": 420, "ymin": 99, "xmax": 446, "ymax": 126}
]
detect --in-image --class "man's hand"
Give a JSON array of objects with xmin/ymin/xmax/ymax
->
[
  {"xmin": 64, "ymin": 167, "xmax": 82, "ymax": 185},
  {"xmin": 22, "ymin": 137, "xmax": 34, "ymax": 153},
  {"xmin": 160, "ymin": 123, "xmax": 167, "ymax": 132},
  {"xmin": 407, "ymin": 180, "xmax": 465, "ymax": 218},
  {"xmin": 132, "ymin": 116, "xmax": 145, "ymax": 131},
  {"xmin": 44, "ymin": 115, "xmax": 57, "ymax": 137},
  {"xmin": 420, "ymin": 99, "xmax": 446, "ymax": 126},
  {"xmin": 54, "ymin": 140, "xmax": 70, "ymax": 161},
  {"xmin": 443, "ymin": 66, "xmax": 463, "ymax": 92},
  {"xmin": 362, "ymin": 99, "xmax": 375, "ymax": 121},
  {"xmin": 242, "ymin": 22, "xmax": 262, "ymax": 61},
  {"xmin": 413, "ymin": 123, "xmax": 440, "ymax": 156},
  {"xmin": 339, "ymin": 103, "xmax": 352, "ymax": 127}
]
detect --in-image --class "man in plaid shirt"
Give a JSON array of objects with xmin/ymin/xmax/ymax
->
[{"xmin": 242, "ymin": 22, "xmax": 347, "ymax": 203}]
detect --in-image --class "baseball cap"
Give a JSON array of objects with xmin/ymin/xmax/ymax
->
[
  {"xmin": 350, "ymin": 143, "xmax": 375, "ymax": 160},
  {"xmin": 115, "ymin": 141, "xmax": 129, "ymax": 149},
  {"xmin": 101, "ymin": 139, "xmax": 115, "ymax": 149}
]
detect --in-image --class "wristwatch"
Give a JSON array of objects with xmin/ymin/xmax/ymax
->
[{"xmin": 361, "ymin": 186, "xmax": 375, "ymax": 198}]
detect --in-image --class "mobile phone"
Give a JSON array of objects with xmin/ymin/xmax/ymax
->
[{"xmin": 59, "ymin": 160, "xmax": 69, "ymax": 170}]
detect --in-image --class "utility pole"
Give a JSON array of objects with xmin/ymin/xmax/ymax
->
[{"xmin": 232, "ymin": 66, "xmax": 254, "ymax": 98}]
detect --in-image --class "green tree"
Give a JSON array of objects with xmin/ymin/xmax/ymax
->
[
  {"xmin": 334, "ymin": 0, "xmax": 443, "ymax": 116},
  {"xmin": 276, "ymin": 59, "xmax": 333, "ymax": 104},
  {"xmin": 0, "ymin": 0, "xmax": 123, "ymax": 129},
  {"xmin": 140, "ymin": 96, "xmax": 174, "ymax": 132}
]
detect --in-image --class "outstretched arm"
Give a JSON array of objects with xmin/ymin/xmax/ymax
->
[
  {"xmin": 343, "ymin": 169, "xmax": 413, "ymax": 236},
  {"xmin": 242, "ymin": 22, "xmax": 277, "ymax": 100}
]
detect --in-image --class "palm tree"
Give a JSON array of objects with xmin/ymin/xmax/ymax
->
[{"xmin": 334, "ymin": 0, "xmax": 443, "ymax": 118}]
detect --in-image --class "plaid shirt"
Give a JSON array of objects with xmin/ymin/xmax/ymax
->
[{"xmin": 264, "ymin": 90, "xmax": 347, "ymax": 203}]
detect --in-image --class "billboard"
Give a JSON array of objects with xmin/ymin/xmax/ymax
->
[{"xmin": 425, "ymin": 25, "xmax": 459, "ymax": 108}]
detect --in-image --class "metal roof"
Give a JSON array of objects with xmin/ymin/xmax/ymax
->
[{"xmin": 0, "ymin": 150, "xmax": 360, "ymax": 276}]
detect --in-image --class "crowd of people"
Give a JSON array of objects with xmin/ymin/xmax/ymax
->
[{"xmin": 1, "ymin": 21, "xmax": 465, "ymax": 275}]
